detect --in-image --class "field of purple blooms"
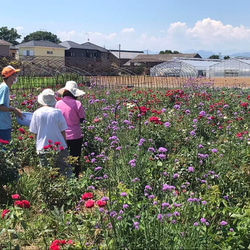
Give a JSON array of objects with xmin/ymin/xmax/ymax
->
[{"xmin": 0, "ymin": 82, "xmax": 250, "ymax": 249}]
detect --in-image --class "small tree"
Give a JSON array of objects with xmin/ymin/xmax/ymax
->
[
  {"xmin": 159, "ymin": 50, "xmax": 180, "ymax": 54},
  {"xmin": 224, "ymin": 56, "xmax": 230, "ymax": 60},
  {"xmin": 209, "ymin": 55, "xmax": 220, "ymax": 59},
  {"xmin": 0, "ymin": 26, "xmax": 21, "ymax": 45},
  {"xmin": 22, "ymin": 31, "xmax": 61, "ymax": 44}
]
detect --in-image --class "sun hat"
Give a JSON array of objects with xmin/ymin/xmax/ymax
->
[
  {"xmin": 37, "ymin": 89, "xmax": 57, "ymax": 106},
  {"xmin": 1, "ymin": 65, "xmax": 20, "ymax": 78},
  {"xmin": 57, "ymin": 81, "xmax": 85, "ymax": 97}
]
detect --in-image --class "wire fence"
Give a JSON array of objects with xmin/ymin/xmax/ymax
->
[{"xmin": 2, "ymin": 55, "xmax": 250, "ymax": 92}]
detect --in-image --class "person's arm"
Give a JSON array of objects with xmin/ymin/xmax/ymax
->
[
  {"xmin": 0, "ymin": 104, "xmax": 23, "ymax": 119},
  {"xmin": 61, "ymin": 130, "xmax": 67, "ymax": 144}
]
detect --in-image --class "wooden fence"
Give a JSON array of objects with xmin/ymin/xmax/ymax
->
[{"xmin": 91, "ymin": 76, "xmax": 250, "ymax": 89}]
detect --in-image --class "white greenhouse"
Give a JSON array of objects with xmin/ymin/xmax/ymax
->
[{"xmin": 150, "ymin": 57, "xmax": 250, "ymax": 78}]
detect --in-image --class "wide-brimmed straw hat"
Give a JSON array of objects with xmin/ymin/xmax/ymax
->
[
  {"xmin": 37, "ymin": 89, "xmax": 57, "ymax": 106},
  {"xmin": 57, "ymin": 81, "xmax": 85, "ymax": 97}
]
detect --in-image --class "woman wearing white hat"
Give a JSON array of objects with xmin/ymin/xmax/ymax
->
[
  {"xmin": 29, "ymin": 88, "xmax": 72, "ymax": 178},
  {"xmin": 56, "ymin": 81, "xmax": 85, "ymax": 178}
]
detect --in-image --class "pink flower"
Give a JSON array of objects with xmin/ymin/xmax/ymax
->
[
  {"xmin": 85, "ymin": 199, "xmax": 95, "ymax": 208},
  {"xmin": 96, "ymin": 200, "xmax": 106, "ymax": 207},
  {"xmin": 11, "ymin": 194, "xmax": 21, "ymax": 200},
  {"xmin": 81, "ymin": 192, "xmax": 93, "ymax": 200}
]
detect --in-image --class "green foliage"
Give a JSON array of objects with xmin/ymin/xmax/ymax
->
[
  {"xmin": 22, "ymin": 31, "xmax": 61, "ymax": 44},
  {"xmin": 0, "ymin": 141, "xmax": 20, "ymax": 186},
  {"xmin": 159, "ymin": 49, "xmax": 180, "ymax": 54},
  {"xmin": 1, "ymin": 83, "xmax": 250, "ymax": 249},
  {"xmin": 209, "ymin": 54, "xmax": 220, "ymax": 59},
  {"xmin": 0, "ymin": 26, "xmax": 21, "ymax": 45}
]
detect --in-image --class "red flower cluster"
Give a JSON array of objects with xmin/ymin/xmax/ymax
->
[
  {"xmin": 81, "ymin": 192, "xmax": 106, "ymax": 209},
  {"xmin": 0, "ymin": 138, "xmax": 9, "ymax": 144},
  {"xmin": 81, "ymin": 192, "xmax": 93, "ymax": 200},
  {"xmin": 1, "ymin": 209, "xmax": 10, "ymax": 219},
  {"xmin": 14, "ymin": 200, "xmax": 30, "ymax": 209},
  {"xmin": 18, "ymin": 127, "xmax": 26, "ymax": 134},
  {"xmin": 149, "ymin": 116, "xmax": 163, "ymax": 125},
  {"xmin": 236, "ymin": 131, "xmax": 249, "ymax": 138},
  {"xmin": 239, "ymin": 102, "xmax": 249, "ymax": 109},
  {"xmin": 50, "ymin": 239, "xmax": 74, "ymax": 250}
]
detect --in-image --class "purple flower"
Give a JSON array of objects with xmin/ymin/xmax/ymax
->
[
  {"xmin": 120, "ymin": 192, "xmax": 127, "ymax": 197},
  {"xmin": 173, "ymin": 173, "xmax": 179, "ymax": 179},
  {"xmin": 194, "ymin": 222, "xmax": 198, "ymax": 226},
  {"xmin": 162, "ymin": 184, "xmax": 175, "ymax": 191},
  {"xmin": 199, "ymin": 111, "xmax": 206, "ymax": 116},
  {"xmin": 188, "ymin": 166, "xmax": 194, "ymax": 172},
  {"xmin": 219, "ymin": 221, "xmax": 227, "ymax": 226},
  {"xmin": 148, "ymin": 147, "xmax": 155, "ymax": 152},
  {"xmin": 190, "ymin": 130, "xmax": 196, "ymax": 136},
  {"xmin": 94, "ymin": 166, "xmax": 102, "ymax": 171},
  {"xmin": 129, "ymin": 159, "xmax": 136, "ymax": 167},
  {"xmin": 211, "ymin": 148, "xmax": 218, "ymax": 153},
  {"xmin": 200, "ymin": 218, "xmax": 206, "ymax": 223},
  {"xmin": 157, "ymin": 214, "xmax": 163, "ymax": 220},
  {"xmin": 101, "ymin": 197, "xmax": 109, "ymax": 201},
  {"xmin": 132, "ymin": 177, "xmax": 140, "ymax": 182},
  {"xmin": 173, "ymin": 211, "xmax": 180, "ymax": 216},
  {"xmin": 161, "ymin": 202, "xmax": 170, "ymax": 208},
  {"xmin": 145, "ymin": 185, "xmax": 152, "ymax": 190},
  {"xmin": 158, "ymin": 147, "xmax": 167, "ymax": 153},
  {"xmin": 158, "ymin": 154, "xmax": 166, "ymax": 160},
  {"xmin": 123, "ymin": 204, "xmax": 129, "ymax": 209},
  {"xmin": 164, "ymin": 122, "xmax": 170, "ymax": 127}
]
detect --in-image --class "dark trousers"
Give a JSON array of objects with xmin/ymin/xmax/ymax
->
[{"xmin": 67, "ymin": 137, "xmax": 83, "ymax": 178}]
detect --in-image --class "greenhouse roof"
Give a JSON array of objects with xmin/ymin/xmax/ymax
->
[{"xmin": 178, "ymin": 58, "xmax": 221, "ymax": 68}]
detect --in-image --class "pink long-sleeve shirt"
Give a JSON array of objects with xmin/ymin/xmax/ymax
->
[{"xmin": 55, "ymin": 96, "xmax": 85, "ymax": 140}]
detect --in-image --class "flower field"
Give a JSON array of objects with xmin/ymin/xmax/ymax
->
[{"xmin": 0, "ymin": 81, "xmax": 250, "ymax": 249}]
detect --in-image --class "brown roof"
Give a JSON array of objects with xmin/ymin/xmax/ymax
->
[
  {"xmin": 0, "ymin": 39, "xmax": 11, "ymax": 46},
  {"xmin": 130, "ymin": 53, "xmax": 201, "ymax": 63}
]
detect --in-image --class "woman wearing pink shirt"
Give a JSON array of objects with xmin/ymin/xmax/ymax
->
[{"xmin": 56, "ymin": 81, "xmax": 85, "ymax": 178}]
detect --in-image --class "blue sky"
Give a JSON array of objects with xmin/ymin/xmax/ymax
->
[{"xmin": 1, "ymin": 0, "xmax": 250, "ymax": 54}]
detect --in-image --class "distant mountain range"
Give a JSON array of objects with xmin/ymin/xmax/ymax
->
[{"xmin": 144, "ymin": 50, "xmax": 250, "ymax": 59}]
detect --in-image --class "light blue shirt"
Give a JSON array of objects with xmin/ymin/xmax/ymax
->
[{"xmin": 0, "ymin": 82, "xmax": 12, "ymax": 129}]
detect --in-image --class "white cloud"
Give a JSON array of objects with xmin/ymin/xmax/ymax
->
[
  {"xmin": 56, "ymin": 19, "xmax": 250, "ymax": 53},
  {"xmin": 121, "ymin": 28, "xmax": 135, "ymax": 33}
]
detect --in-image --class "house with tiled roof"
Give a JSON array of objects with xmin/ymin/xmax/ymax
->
[
  {"xmin": 109, "ymin": 49, "xmax": 144, "ymax": 67},
  {"xmin": 127, "ymin": 53, "xmax": 202, "ymax": 67},
  {"xmin": 16, "ymin": 40, "xmax": 66, "ymax": 74},
  {"xmin": 0, "ymin": 39, "xmax": 12, "ymax": 57},
  {"xmin": 59, "ymin": 41, "xmax": 111, "ymax": 75}
]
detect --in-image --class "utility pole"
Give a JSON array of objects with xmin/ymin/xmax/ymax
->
[{"xmin": 119, "ymin": 44, "xmax": 121, "ymax": 67}]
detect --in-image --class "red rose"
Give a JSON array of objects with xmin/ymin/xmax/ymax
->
[
  {"xmin": 54, "ymin": 141, "xmax": 61, "ymax": 146},
  {"xmin": 59, "ymin": 146, "xmax": 64, "ymax": 151},
  {"xmin": 11, "ymin": 194, "xmax": 21, "ymax": 200},
  {"xmin": 96, "ymin": 200, "xmax": 106, "ymax": 207},
  {"xmin": 2, "ymin": 209, "xmax": 10, "ymax": 219},
  {"xmin": 81, "ymin": 192, "xmax": 93, "ymax": 200},
  {"xmin": 48, "ymin": 140, "xmax": 53, "ymax": 144},
  {"xmin": 85, "ymin": 199, "xmax": 95, "ymax": 208}
]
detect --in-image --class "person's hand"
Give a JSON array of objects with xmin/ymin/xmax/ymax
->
[{"xmin": 12, "ymin": 108, "xmax": 25, "ymax": 120}]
